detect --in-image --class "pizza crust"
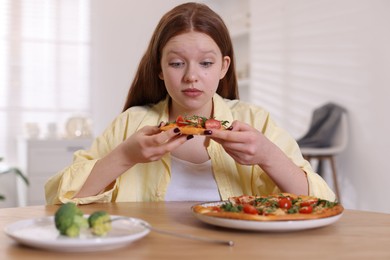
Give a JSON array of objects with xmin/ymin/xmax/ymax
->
[
  {"xmin": 160, "ymin": 124, "xmax": 223, "ymax": 135},
  {"xmin": 159, "ymin": 124, "xmax": 205, "ymax": 135},
  {"xmin": 193, "ymin": 205, "xmax": 344, "ymax": 221}
]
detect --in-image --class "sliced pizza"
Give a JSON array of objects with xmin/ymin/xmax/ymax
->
[
  {"xmin": 192, "ymin": 193, "xmax": 343, "ymax": 221},
  {"xmin": 159, "ymin": 115, "xmax": 230, "ymax": 135}
]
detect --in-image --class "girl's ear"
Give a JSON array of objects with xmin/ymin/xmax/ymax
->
[
  {"xmin": 159, "ymin": 71, "xmax": 164, "ymax": 80},
  {"xmin": 220, "ymin": 56, "xmax": 231, "ymax": 79}
]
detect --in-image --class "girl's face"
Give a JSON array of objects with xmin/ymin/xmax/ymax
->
[{"xmin": 159, "ymin": 31, "xmax": 230, "ymax": 118}]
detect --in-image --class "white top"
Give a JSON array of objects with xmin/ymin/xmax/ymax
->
[{"xmin": 165, "ymin": 155, "xmax": 221, "ymax": 201}]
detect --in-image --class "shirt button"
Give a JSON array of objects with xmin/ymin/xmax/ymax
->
[{"xmin": 156, "ymin": 191, "xmax": 162, "ymax": 197}]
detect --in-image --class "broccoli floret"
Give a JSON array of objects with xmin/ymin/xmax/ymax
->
[
  {"xmin": 54, "ymin": 202, "xmax": 88, "ymax": 237},
  {"xmin": 88, "ymin": 211, "xmax": 112, "ymax": 236}
]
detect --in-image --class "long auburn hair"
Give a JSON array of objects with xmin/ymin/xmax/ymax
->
[{"xmin": 122, "ymin": 2, "xmax": 239, "ymax": 112}]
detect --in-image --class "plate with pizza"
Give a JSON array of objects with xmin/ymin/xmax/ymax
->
[
  {"xmin": 159, "ymin": 115, "xmax": 229, "ymax": 135},
  {"xmin": 192, "ymin": 193, "xmax": 344, "ymax": 232}
]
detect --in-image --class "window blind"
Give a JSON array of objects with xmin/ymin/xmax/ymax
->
[
  {"xmin": 249, "ymin": 0, "xmax": 366, "ymax": 138},
  {"xmin": 0, "ymin": 0, "xmax": 90, "ymax": 163}
]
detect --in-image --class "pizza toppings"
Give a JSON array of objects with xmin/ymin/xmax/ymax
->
[
  {"xmin": 192, "ymin": 193, "xmax": 343, "ymax": 221},
  {"xmin": 159, "ymin": 115, "xmax": 230, "ymax": 135},
  {"xmin": 169, "ymin": 115, "xmax": 229, "ymax": 129},
  {"xmin": 229, "ymin": 194, "xmax": 338, "ymax": 216}
]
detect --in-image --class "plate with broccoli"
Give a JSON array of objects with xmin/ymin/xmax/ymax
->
[{"xmin": 4, "ymin": 203, "xmax": 150, "ymax": 252}]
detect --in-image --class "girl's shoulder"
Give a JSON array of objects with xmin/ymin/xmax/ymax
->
[
  {"xmin": 223, "ymin": 98, "xmax": 271, "ymax": 120},
  {"xmin": 213, "ymin": 95, "xmax": 273, "ymax": 129}
]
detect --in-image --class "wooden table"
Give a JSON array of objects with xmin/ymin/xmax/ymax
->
[{"xmin": 1, "ymin": 202, "xmax": 390, "ymax": 259}]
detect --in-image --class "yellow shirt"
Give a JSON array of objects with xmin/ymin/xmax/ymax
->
[{"xmin": 45, "ymin": 94, "xmax": 335, "ymax": 204}]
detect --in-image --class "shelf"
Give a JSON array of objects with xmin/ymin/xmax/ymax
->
[
  {"xmin": 206, "ymin": 0, "xmax": 251, "ymax": 102},
  {"xmin": 17, "ymin": 138, "xmax": 93, "ymax": 206}
]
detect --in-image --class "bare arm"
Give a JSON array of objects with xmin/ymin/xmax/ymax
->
[{"xmin": 74, "ymin": 126, "xmax": 189, "ymax": 198}]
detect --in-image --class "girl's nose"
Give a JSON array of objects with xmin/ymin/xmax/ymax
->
[
  {"xmin": 184, "ymin": 65, "xmax": 198, "ymax": 83},
  {"xmin": 184, "ymin": 75, "xmax": 198, "ymax": 83}
]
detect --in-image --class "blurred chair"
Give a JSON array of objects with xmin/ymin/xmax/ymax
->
[{"xmin": 297, "ymin": 103, "xmax": 348, "ymax": 201}]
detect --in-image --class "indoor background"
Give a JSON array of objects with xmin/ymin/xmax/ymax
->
[{"xmin": 1, "ymin": 0, "xmax": 389, "ymax": 213}]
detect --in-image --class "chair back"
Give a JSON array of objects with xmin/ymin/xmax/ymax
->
[
  {"xmin": 329, "ymin": 112, "xmax": 348, "ymax": 153},
  {"xmin": 298, "ymin": 103, "xmax": 347, "ymax": 148}
]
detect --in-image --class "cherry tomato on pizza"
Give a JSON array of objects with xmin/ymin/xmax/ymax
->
[
  {"xmin": 299, "ymin": 206, "xmax": 313, "ymax": 214},
  {"xmin": 279, "ymin": 198, "xmax": 292, "ymax": 209},
  {"xmin": 175, "ymin": 115, "xmax": 187, "ymax": 127},
  {"xmin": 205, "ymin": 118, "xmax": 221, "ymax": 129},
  {"xmin": 243, "ymin": 204, "xmax": 258, "ymax": 215}
]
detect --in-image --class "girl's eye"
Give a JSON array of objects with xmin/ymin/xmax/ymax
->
[
  {"xmin": 169, "ymin": 62, "xmax": 184, "ymax": 68},
  {"xmin": 200, "ymin": 61, "xmax": 214, "ymax": 68}
]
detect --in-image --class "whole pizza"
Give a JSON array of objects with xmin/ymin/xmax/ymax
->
[
  {"xmin": 192, "ymin": 193, "xmax": 343, "ymax": 221},
  {"xmin": 159, "ymin": 115, "xmax": 229, "ymax": 135}
]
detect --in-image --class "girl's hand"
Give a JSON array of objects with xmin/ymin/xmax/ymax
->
[
  {"xmin": 74, "ymin": 125, "xmax": 191, "ymax": 198},
  {"xmin": 207, "ymin": 120, "xmax": 273, "ymax": 166},
  {"xmin": 119, "ymin": 125, "xmax": 191, "ymax": 166},
  {"xmin": 208, "ymin": 120, "xmax": 309, "ymax": 195}
]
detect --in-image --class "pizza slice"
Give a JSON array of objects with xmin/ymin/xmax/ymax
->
[
  {"xmin": 192, "ymin": 193, "xmax": 344, "ymax": 221},
  {"xmin": 159, "ymin": 115, "xmax": 230, "ymax": 135}
]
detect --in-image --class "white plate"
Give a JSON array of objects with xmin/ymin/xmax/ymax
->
[
  {"xmin": 192, "ymin": 201, "xmax": 343, "ymax": 232},
  {"xmin": 4, "ymin": 215, "xmax": 150, "ymax": 252}
]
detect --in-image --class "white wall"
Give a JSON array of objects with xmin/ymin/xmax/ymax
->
[
  {"xmin": 248, "ymin": 0, "xmax": 390, "ymax": 213},
  {"xmin": 90, "ymin": 0, "xmax": 390, "ymax": 213},
  {"xmin": 90, "ymin": 0, "xmax": 187, "ymax": 135}
]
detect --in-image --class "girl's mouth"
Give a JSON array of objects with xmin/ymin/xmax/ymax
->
[{"xmin": 182, "ymin": 88, "xmax": 203, "ymax": 97}]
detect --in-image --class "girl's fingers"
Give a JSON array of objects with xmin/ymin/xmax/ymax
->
[
  {"xmin": 144, "ymin": 126, "xmax": 182, "ymax": 146},
  {"xmin": 208, "ymin": 120, "xmax": 252, "ymax": 143}
]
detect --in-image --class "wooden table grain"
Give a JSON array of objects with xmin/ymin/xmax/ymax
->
[{"xmin": 1, "ymin": 202, "xmax": 390, "ymax": 259}]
